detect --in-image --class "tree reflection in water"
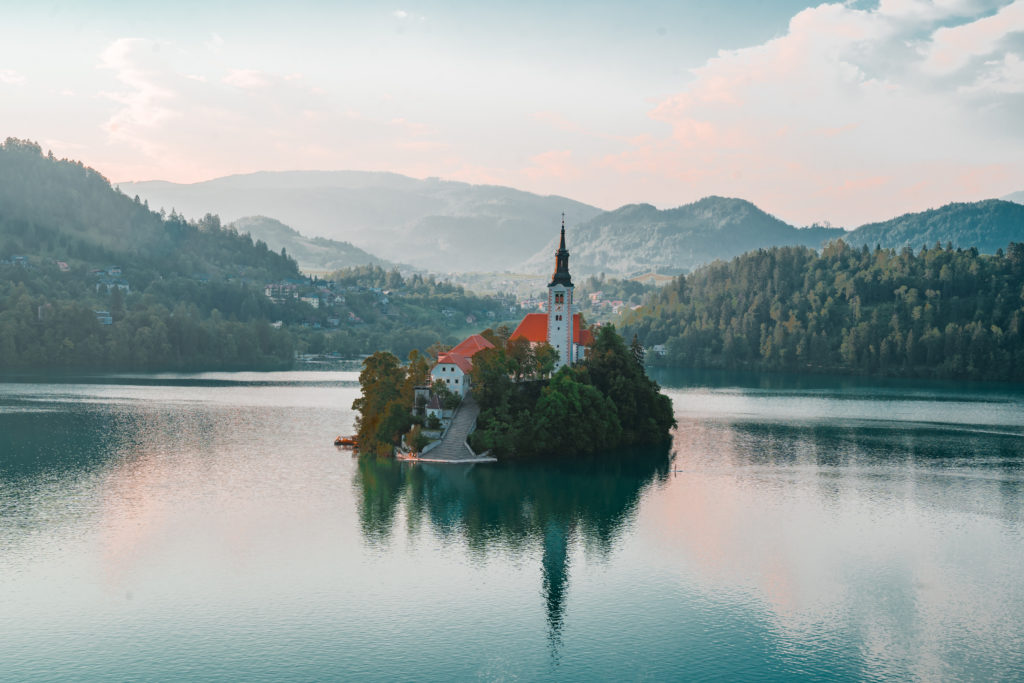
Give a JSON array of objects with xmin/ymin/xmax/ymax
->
[{"xmin": 352, "ymin": 446, "xmax": 671, "ymax": 654}]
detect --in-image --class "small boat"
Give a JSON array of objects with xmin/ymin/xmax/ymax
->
[{"xmin": 334, "ymin": 435, "xmax": 358, "ymax": 448}]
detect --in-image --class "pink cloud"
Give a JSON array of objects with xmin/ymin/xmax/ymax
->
[{"xmin": 523, "ymin": 149, "xmax": 580, "ymax": 181}]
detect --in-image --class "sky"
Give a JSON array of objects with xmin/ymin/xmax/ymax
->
[{"xmin": 1, "ymin": 0, "xmax": 1023, "ymax": 227}]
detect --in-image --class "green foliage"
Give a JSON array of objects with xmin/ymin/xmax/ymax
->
[
  {"xmin": 0, "ymin": 140, "xmax": 517, "ymax": 370},
  {"xmin": 430, "ymin": 378, "xmax": 461, "ymax": 410},
  {"xmin": 353, "ymin": 349, "xmax": 438, "ymax": 456},
  {"xmin": 530, "ymin": 367, "xmax": 622, "ymax": 456},
  {"xmin": 469, "ymin": 325, "xmax": 675, "ymax": 459},
  {"xmin": 352, "ymin": 351, "xmax": 410, "ymax": 456},
  {"xmin": 622, "ymin": 240, "xmax": 1024, "ymax": 381},
  {"xmin": 845, "ymin": 200, "xmax": 1024, "ymax": 254}
]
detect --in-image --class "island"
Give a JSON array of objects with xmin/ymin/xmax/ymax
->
[{"xmin": 352, "ymin": 219, "xmax": 676, "ymax": 459}]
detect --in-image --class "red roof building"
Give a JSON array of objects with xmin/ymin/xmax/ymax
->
[
  {"xmin": 449, "ymin": 333, "xmax": 495, "ymax": 358},
  {"xmin": 436, "ymin": 351, "xmax": 473, "ymax": 374},
  {"xmin": 510, "ymin": 312, "xmax": 594, "ymax": 348},
  {"xmin": 429, "ymin": 333, "xmax": 495, "ymax": 397}
]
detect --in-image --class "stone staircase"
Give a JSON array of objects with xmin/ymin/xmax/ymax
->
[{"xmin": 426, "ymin": 394, "xmax": 493, "ymax": 462}]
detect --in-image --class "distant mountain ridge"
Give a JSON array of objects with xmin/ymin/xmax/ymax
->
[
  {"xmin": 524, "ymin": 197, "xmax": 845, "ymax": 276},
  {"xmin": 121, "ymin": 171, "xmax": 604, "ymax": 271},
  {"xmin": 229, "ymin": 215, "xmax": 394, "ymax": 272},
  {"xmin": 122, "ymin": 170, "xmax": 1024, "ymax": 279},
  {"xmin": 1002, "ymin": 190, "xmax": 1024, "ymax": 205},
  {"xmin": 842, "ymin": 200, "xmax": 1024, "ymax": 253}
]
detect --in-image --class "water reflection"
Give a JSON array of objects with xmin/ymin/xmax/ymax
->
[
  {"xmin": 353, "ymin": 448, "xmax": 672, "ymax": 650},
  {"xmin": 3, "ymin": 374, "xmax": 1023, "ymax": 680}
]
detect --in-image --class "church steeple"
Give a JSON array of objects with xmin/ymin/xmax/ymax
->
[{"xmin": 550, "ymin": 214, "xmax": 572, "ymax": 287}]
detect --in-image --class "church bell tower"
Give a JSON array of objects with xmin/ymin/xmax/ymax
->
[{"xmin": 547, "ymin": 215, "xmax": 574, "ymax": 370}]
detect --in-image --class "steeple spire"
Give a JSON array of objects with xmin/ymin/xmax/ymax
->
[{"xmin": 550, "ymin": 214, "xmax": 572, "ymax": 287}]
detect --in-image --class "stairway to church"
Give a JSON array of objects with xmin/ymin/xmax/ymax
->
[{"xmin": 427, "ymin": 394, "xmax": 493, "ymax": 462}]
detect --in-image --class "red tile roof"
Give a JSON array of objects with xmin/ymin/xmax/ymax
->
[
  {"xmin": 436, "ymin": 352, "xmax": 473, "ymax": 374},
  {"xmin": 449, "ymin": 333, "xmax": 495, "ymax": 358},
  {"xmin": 510, "ymin": 312, "xmax": 594, "ymax": 346},
  {"xmin": 510, "ymin": 313, "xmax": 548, "ymax": 343}
]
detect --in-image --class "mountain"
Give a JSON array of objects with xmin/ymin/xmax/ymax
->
[
  {"xmin": 120, "ymin": 171, "xmax": 604, "ymax": 271},
  {"xmin": 523, "ymin": 197, "xmax": 845, "ymax": 276},
  {"xmin": 1002, "ymin": 191, "xmax": 1024, "ymax": 205},
  {"xmin": 844, "ymin": 200, "xmax": 1024, "ymax": 253},
  {"xmin": 0, "ymin": 139, "xmax": 298, "ymax": 282},
  {"xmin": 229, "ymin": 215, "xmax": 393, "ymax": 272}
]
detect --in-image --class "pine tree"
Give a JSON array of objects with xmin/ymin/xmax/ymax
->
[{"xmin": 630, "ymin": 333, "xmax": 645, "ymax": 366}]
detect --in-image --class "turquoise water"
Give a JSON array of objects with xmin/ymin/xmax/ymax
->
[{"xmin": 1, "ymin": 371, "xmax": 1022, "ymax": 681}]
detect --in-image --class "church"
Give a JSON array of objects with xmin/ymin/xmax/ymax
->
[
  {"xmin": 430, "ymin": 217, "xmax": 592, "ymax": 395},
  {"xmin": 509, "ymin": 218, "xmax": 593, "ymax": 369}
]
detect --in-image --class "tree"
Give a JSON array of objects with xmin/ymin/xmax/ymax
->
[
  {"xmin": 630, "ymin": 333, "xmax": 645, "ymax": 366},
  {"xmin": 352, "ymin": 351, "xmax": 408, "ymax": 456}
]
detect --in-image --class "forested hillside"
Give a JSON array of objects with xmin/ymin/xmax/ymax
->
[
  {"xmin": 0, "ymin": 139, "xmax": 299, "ymax": 282},
  {"xmin": 0, "ymin": 140, "xmax": 515, "ymax": 371},
  {"xmin": 622, "ymin": 241, "xmax": 1024, "ymax": 381},
  {"xmin": 844, "ymin": 200, "xmax": 1024, "ymax": 254}
]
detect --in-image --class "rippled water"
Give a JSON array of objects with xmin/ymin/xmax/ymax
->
[{"xmin": 1, "ymin": 370, "xmax": 1022, "ymax": 681}]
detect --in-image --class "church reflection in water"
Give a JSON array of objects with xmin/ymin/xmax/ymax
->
[{"xmin": 352, "ymin": 447, "xmax": 671, "ymax": 649}]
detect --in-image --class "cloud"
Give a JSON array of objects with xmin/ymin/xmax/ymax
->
[
  {"xmin": 524, "ymin": 149, "xmax": 581, "ymax": 181},
  {"xmin": 921, "ymin": 0, "xmax": 1024, "ymax": 73},
  {"xmin": 222, "ymin": 69, "xmax": 273, "ymax": 89},
  {"xmin": 617, "ymin": 1, "xmax": 1024, "ymax": 226},
  {"xmin": 392, "ymin": 9, "xmax": 409, "ymax": 20},
  {"xmin": 0, "ymin": 69, "xmax": 26, "ymax": 85},
  {"xmin": 99, "ymin": 38, "xmax": 179, "ymax": 157},
  {"xmin": 95, "ymin": 37, "xmax": 445, "ymax": 184}
]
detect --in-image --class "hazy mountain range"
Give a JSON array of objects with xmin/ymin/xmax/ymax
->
[
  {"xmin": 120, "ymin": 172, "xmax": 602, "ymax": 272},
  {"xmin": 522, "ymin": 197, "xmax": 844, "ymax": 275},
  {"xmin": 123, "ymin": 171, "xmax": 1024, "ymax": 277},
  {"xmin": 525, "ymin": 196, "xmax": 1024, "ymax": 275},
  {"xmin": 228, "ymin": 215, "xmax": 394, "ymax": 272}
]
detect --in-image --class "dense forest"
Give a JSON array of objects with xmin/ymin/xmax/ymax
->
[
  {"xmin": 467, "ymin": 325, "xmax": 675, "ymax": 458},
  {"xmin": 0, "ymin": 139, "xmax": 515, "ymax": 371},
  {"xmin": 622, "ymin": 241, "xmax": 1024, "ymax": 381}
]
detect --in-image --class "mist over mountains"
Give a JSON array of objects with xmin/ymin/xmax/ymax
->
[
  {"xmin": 120, "ymin": 172, "xmax": 602, "ymax": 272},
  {"xmin": 123, "ymin": 170, "xmax": 1024, "ymax": 278},
  {"xmin": 228, "ymin": 215, "xmax": 395, "ymax": 272},
  {"xmin": 523, "ymin": 197, "xmax": 844, "ymax": 275}
]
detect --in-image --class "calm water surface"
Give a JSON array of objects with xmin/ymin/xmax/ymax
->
[{"xmin": 1, "ymin": 370, "xmax": 1022, "ymax": 681}]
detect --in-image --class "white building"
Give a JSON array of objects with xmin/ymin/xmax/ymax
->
[{"xmin": 429, "ymin": 333, "xmax": 495, "ymax": 397}]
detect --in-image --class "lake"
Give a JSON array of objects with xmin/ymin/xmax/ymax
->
[{"xmin": 1, "ymin": 370, "xmax": 1022, "ymax": 681}]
